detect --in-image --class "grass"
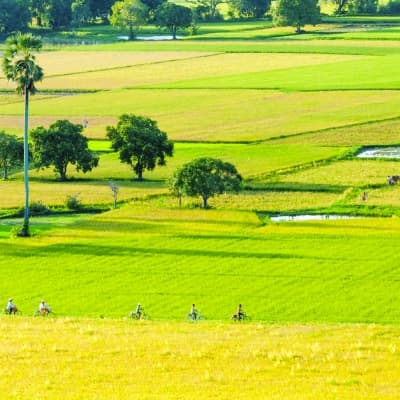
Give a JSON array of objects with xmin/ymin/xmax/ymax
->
[
  {"xmin": 274, "ymin": 159, "xmax": 400, "ymax": 187},
  {"xmin": 33, "ymin": 52, "xmax": 364, "ymax": 91},
  {"xmin": 2, "ymin": 19, "xmax": 400, "ymax": 398},
  {"xmin": 2, "ymin": 90, "xmax": 400, "ymax": 142},
  {"xmin": 1, "ymin": 319, "xmax": 400, "ymax": 399},
  {"xmin": 150, "ymin": 55, "xmax": 400, "ymax": 90},
  {"xmin": 1, "ymin": 201, "xmax": 400, "ymax": 323},
  {"xmin": 274, "ymin": 118, "xmax": 400, "ymax": 146},
  {"xmin": 0, "ymin": 143, "xmax": 347, "ymax": 209}
]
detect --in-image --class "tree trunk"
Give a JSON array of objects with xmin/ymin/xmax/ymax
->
[
  {"xmin": 129, "ymin": 24, "xmax": 135, "ymax": 40},
  {"xmin": 172, "ymin": 27, "xmax": 177, "ymax": 40},
  {"xmin": 202, "ymin": 196, "xmax": 208, "ymax": 208},
  {"xmin": 22, "ymin": 88, "xmax": 30, "ymax": 236},
  {"xmin": 3, "ymin": 164, "xmax": 8, "ymax": 180},
  {"xmin": 59, "ymin": 164, "xmax": 68, "ymax": 181}
]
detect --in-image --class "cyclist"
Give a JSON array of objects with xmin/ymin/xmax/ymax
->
[
  {"xmin": 237, "ymin": 304, "xmax": 245, "ymax": 321},
  {"xmin": 39, "ymin": 300, "xmax": 51, "ymax": 315},
  {"xmin": 6, "ymin": 298, "xmax": 17, "ymax": 314},
  {"xmin": 189, "ymin": 304, "xmax": 198, "ymax": 320},
  {"xmin": 132, "ymin": 303, "xmax": 143, "ymax": 319},
  {"xmin": 232, "ymin": 304, "xmax": 246, "ymax": 321}
]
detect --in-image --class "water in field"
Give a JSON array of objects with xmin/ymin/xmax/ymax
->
[
  {"xmin": 270, "ymin": 215, "xmax": 357, "ymax": 222},
  {"xmin": 117, "ymin": 35, "xmax": 182, "ymax": 41},
  {"xmin": 357, "ymin": 147, "xmax": 400, "ymax": 159}
]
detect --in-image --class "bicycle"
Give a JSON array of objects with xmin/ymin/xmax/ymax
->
[
  {"xmin": 3, "ymin": 307, "xmax": 21, "ymax": 315},
  {"xmin": 231, "ymin": 312, "xmax": 251, "ymax": 321},
  {"xmin": 130, "ymin": 310, "xmax": 150, "ymax": 320},
  {"xmin": 187, "ymin": 312, "xmax": 203, "ymax": 321},
  {"xmin": 33, "ymin": 308, "xmax": 54, "ymax": 317}
]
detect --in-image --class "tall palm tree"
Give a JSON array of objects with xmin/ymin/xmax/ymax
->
[{"xmin": 2, "ymin": 33, "xmax": 44, "ymax": 236}]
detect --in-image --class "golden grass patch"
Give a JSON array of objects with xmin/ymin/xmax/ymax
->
[
  {"xmin": 0, "ymin": 318, "xmax": 399, "ymax": 399},
  {"xmin": 165, "ymin": 190, "xmax": 340, "ymax": 212},
  {"xmin": 277, "ymin": 160, "xmax": 398, "ymax": 187},
  {"xmin": 276, "ymin": 119, "xmax": 400, "ymax": 146},
  {"xmin": 36, "ymin": 52, "xmax": 366, "ymax": 90},
  {"xmin": 0, "ymin": 180, "xmax": 166, "ymax": 208}
]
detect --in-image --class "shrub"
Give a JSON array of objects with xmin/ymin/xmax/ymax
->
[
  {"xmin": 29, "ymin": 201, "xmax": 49, "ymax": 215},
  {"xmin": 65, "ymin": 194, "xmax": 82, "ymax": 210}
]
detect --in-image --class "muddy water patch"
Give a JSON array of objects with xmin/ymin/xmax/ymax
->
[
  {"xmin": 357, "ymin": 147, "xmax": 400, "ymax": 159},
  {"xmin": 270, "ymin": 215, "xmax": 359, "ymax": 222}
]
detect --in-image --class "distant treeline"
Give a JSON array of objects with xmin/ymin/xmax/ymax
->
[{"xmin": 1, "ymin": 0, "xmax": 400, "ymax": 37}]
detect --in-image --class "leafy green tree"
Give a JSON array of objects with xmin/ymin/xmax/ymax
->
[
  {"xmin": 2, "ymin": 32, "xmax": 44, "ymax": 237},
  {"xmin": 155, "ymin": 3, "xmax": 192, "ymax": 39},
  {"xmin": 31, "ymin": 0, "xmax": 49, "ymax": 27},
  {"xmin": 0, "ymin": 132, "xmax": 24, "ymax": 180},
  {"xmin": 327, "ymin": 0, "xmax": 349, "ymax": 14},
  {"xmin": 48, "ymin": 0, "xmax": 73, "ymax": 29},
  {"xmin": 0, "ymin": 0, "xmax": 31, "ymax": 35},
  {"xmin": 191, "ymin": 0, "xmax": 223, "ymax": 21},
  {"xmin": 109, "ymin": 0, "xmax": 148, "ymax": 40},
  {"xmin": 31, "ymin": 119, "xmax": 99, "ymax": 181},
  {"xmin": 348, "ymin": 0, "xmax": 377, "ymax": 13},
  {"xmin": 229, "ymin": 0, "xmax": 270, "ymax": 19},
  {"xmin": 88, "ymin": 0, "xmax": 114, "ymax": 22},
  {"xmin": 378, "ymin": 0, "xmax": 400, "ymax": 14},
  {"xmin": 170, "ymin": 157, "xmax": 242, "ymax": 208},
  {"xmin": 107, "ymin": 114, "xmax": 173, "ymax": 181},
  {"xmin": 141, "ymin": 0, "xmax": 166, "ymax": 21},
  {"xmin": 31, "ymin": 0, "xmax": 73, "ymax": 29},
  {"xmin": 72, "ymin": 0, "xmax": 91, "ymax": 26},
  {"xmin": 272, "ymin": 0, "xmax": 320, "ymax": 34}
]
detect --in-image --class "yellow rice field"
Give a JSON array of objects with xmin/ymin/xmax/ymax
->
[
  {"xmin": 0, "ymin": 318, "xmax": 399, "ymax": 400},
  {"xmin": 0, "ymin": 180, "xmax": 167, "ymax": 208},
  {"xmin": 35, "ymin": 52, "xmax": 366, "ymax": 90}
]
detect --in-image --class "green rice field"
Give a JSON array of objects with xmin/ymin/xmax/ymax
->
[{"xmin": 1, "ymin": 17, "xmax": 400, "ymax": 399}]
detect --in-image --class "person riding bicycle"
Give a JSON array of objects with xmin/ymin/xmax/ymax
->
[
  {"xmin": 39, "ymin": 300, "xmax": 51, "ymax": 315},
  {"xmin": 232, "ymin": 304, "xmax": 246, "ymax": 321},
  {"xmin": 189, "ymin": 304, "xmax": 198, "ymax": 320},
  {"xmin": 237, "ymin": 304, "xmax": 245, "ymax": 321},
  {"xmin": 134, "ymin": 303, "xmax": 143, "ymax": 319},
  {"xmin": 6, "ymin": 298, "xmax": 17, "ymax": 314}
]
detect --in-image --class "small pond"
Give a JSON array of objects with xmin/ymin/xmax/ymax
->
[
  {"xmin": 357, "ymin": 147, "xmax": 400, "ymax": 159},
  {"xmin": 117, "ymin": 35, "xmax": 182, "ymax": 41},
  {"xmin": 270, "ymin": 215, "xmax": 358, "ymax": 222}
]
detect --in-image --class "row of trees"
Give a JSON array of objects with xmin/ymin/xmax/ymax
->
[
  {"xmin": 1, "ymin": 113, "xmax": 242, "ymax": 208},
  {"xmin": 2, "ymin": 0, "xmax": 398, "ymax": 37},
  {"xmin": 0, "ymin": 0, "xmax": 265, "ymax": 35},
  {"xmin": 327, "ymin": 0, "xmax": 400, "ymax": 15}
]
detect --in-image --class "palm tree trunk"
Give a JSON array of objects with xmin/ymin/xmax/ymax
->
[{"xmin": 22, "ymin": 87, "xmax": 30, "ymax": 236}]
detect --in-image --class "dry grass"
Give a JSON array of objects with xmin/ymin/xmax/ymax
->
[
  {"xmin": 276, "ymin": 160, "xmax": 400, "ymax": 187},
  {"xmin": 164, "ymin": 190, "xmax": 340, "ymax": 212},
  {"xmin": 0, "ymin": 179, "xmax": 166, "ymax": 208},
  {"xmin": 275, "ymin": 119, "xmax": 400, "ymax": 146},
  {"xmin": 0, "ymin": 318, "xmax": 399, "ymax": 399},
  {"xmin": 35, "ymin": 53, "xmax": 365, "ymax": 90}
]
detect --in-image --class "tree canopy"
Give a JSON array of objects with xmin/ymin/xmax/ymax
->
[
  {"xmin": 0, "ymin": 0, "xmax": 31, "ymax": 35},
  {"xmin": 107, "ymin": 114, "xmax": 174, "ymax": 180},
  {"xmin": 229, "ymin": 0, "xmax": 271, "ymax": 19},
  {"xmin": 110, "ymin": 0, "xmax": 148, "ymax": 40},
  {"xmin": 155, "ymin": 3, "xmax": 193, "ymax": 39},
  {"xmin": 31, "ymin": 119, "xmax": 99, "ymax": 181},
  {"xmin": 170, "ymin": 157, "xmax": 242, "ymax": 208},
  {"xmin": 0, "ymin": 132, "xmax": 24, "ymax": 180},
  {"xmin": 272, "ymin": 0, "xmax": 320, "ymax": 33}
]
